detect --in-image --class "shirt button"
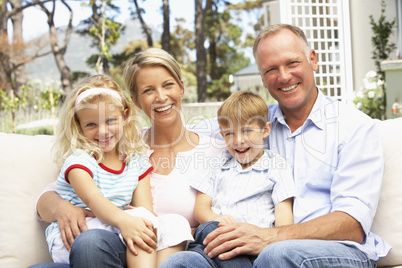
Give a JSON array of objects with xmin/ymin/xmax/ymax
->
[{"xmin": 287, "ymin": 137, "xmax": 292, "ymax": 141}]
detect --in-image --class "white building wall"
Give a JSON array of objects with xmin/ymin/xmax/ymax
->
[{"xmin": 349, "ymin": 0, "xmax": 398, "ymax": 93}]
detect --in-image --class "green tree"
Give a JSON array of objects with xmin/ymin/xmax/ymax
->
[
  {"xmin": 228, "ymin": 0, "xmax": 264, "ymax": 48},
  {"xmin": 0, "ymin": 84, "xmax": 29, "ymax": 133},
  {"xmin": 369, "ymin": 0, "xmax": 396, "ymax": 119},
  {"xmin": 109, "ymin": 39, "xmax": 150, "ymax": 88},
  {"xmin": 78, "ymin": 0, "xmax": 122, "ymax": 75},
  {"xmin": 170, "ymin": 18, "xmax": 194, "ymax": 68},
  {"xmin": 204, "ymin": 2, "xmax": 250, "ymax": 100},
  {"xmin": 36, "ymin": 86, "xmax": 62, "ymax": 134}
]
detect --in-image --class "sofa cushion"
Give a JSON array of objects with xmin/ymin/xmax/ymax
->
[
  {"xmin": 0, "ymin": 133, "xmax": 58, "ymax": 267},
  {"xmin": 372, "ymin": 118, "xmax": 402, "ymax": 267},
  {"xmin": 0, "ymin": 118, "xmax": 401, "ymax": 267}
]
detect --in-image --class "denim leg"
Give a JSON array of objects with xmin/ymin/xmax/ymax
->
[
  {"xmin": 159, "ymin": 251, "xmax": 214, "ymax": 268},
  {"xmin": 69, "ymin": 229, "xmax": 127, "ymax": 268},
  {"xmin": 254, "ymin": 240, "xmax": 376, "ymax": 268},
  {"xmin": 28, "ymin": 263, "xmax": 69, "ymax": 268},
  {"xmin": 189, "ymin": 221, "xmax": 253, "ymax": 268}
]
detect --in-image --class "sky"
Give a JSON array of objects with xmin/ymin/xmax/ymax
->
[{"xmin": 20, "ymin": 0, "xmax": 195, "ymax": 40}]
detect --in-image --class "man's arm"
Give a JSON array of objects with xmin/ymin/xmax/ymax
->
[{"xmin": 203, "ymin": 211, "xmax": 363, "ymax": 260}]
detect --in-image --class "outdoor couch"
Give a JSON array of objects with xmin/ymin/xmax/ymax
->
[{"xmin": 0, "ymin": 118, "xmax": 402, "ymax": 267}]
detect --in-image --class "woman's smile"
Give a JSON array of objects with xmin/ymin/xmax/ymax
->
[{"xmin": 154, "ymin": 104, "xmax": 173, "ymax": 113}]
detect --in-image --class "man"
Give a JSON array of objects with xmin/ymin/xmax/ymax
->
[{"xmin": 161, "ymin": 24, "xmax": 390, "ymax": 267}]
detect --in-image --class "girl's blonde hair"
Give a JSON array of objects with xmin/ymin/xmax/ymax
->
[
  {"xmin": 218, "ymin": 91, "xmax": 268, "ymax": 128},
  {"xmin": 53, "ymin": 74, "xmax": 147, "ymax": 167},
  {"xmin": 123, "ymin": 48, "xmax": 183, "ymax": 104}
]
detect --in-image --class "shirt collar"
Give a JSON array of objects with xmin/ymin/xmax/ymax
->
[
  {"xmin": 270, "ymin": 88, "xmax": 325, "ymax": 131},
  {"xmin": 221, "ymin": 150, "xmax": 270, "ymax": 171}
]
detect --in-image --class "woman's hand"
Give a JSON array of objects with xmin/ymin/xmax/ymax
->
[
  {"xmin": 119, "ymin": 216, "xmax": 158, "ymax": 256},
  {"xmin": 55, "ymin": 201, "xmax": 95, "ymax": 251}
]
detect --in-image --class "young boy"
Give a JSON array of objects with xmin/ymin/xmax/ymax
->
[{"xmin": 189, "ymin": 91, "xmax": 296, "ymax": 268}]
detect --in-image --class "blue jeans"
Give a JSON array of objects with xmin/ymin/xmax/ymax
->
[
  {"xmin": 29, "ymin": 229, "xmax": 127, "ymax": 268},
  {"xmin": 160, "ymin": 238, "xmax": 376, "ymax": 268},
  {"xmin": 185, "ymin": 221, "xmax": 254, "ymax": 268}
]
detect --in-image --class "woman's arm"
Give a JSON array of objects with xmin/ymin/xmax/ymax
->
[
  {"xmin": 37, "ymin": 186, "xmax": 94, "ymax": 251},
  {"xmin": 274, "ymin": 198, "xmax": 293, "ymax": 226}
]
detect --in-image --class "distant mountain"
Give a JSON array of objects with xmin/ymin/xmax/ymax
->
[{"xmin": 26, "ymin": 18, "xmax": 161, "ymax": 81}]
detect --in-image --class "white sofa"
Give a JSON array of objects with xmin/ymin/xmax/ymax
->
[{"xmin": 1, "ymin": 118, "xmax": 402, "ymax": 267}]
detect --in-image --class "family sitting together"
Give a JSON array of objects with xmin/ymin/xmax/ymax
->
[{"xmin": 31, "ymin": 24, "xmax": 390, "ymax": 268}]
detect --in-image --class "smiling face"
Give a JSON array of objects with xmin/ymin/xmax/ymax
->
[
  {"xmin": 134, "ymin": 65, "xmax": 184, "ymax": 127},
  {"xmin": 76, "ymin": 98, "xmax": 126, "ymax": 156},
  {"xmin": 220, "ymin": 120, "xmax": 271, "ymax": 170},
  {"xmin": 255, "ymin": 29, "xmax": 318, "ymax": 119}
]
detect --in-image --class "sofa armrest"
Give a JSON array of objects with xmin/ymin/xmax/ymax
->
[
  {"xmin": 0, "ymin": 133, "xmax": 59, "ymax": 267},
  {"xmin": 372, "ymin": 118, "xmax": 402, "ymax": 267}
]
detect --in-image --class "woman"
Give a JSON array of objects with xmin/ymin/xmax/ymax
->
[{"xmin": 32, "ymin": 48, "xmax": 225, "ymax": 268}]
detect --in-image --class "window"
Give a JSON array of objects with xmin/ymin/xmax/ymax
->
[{"xmin": 278, "ymin": 0, "xmax": 353, "ymax": 102}]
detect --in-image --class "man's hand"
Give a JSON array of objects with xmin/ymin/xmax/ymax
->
[
  {"xmin": 203, "ymin": 222, "xmax": 273, "ymax": 260},
  {"xmin": 56, "ymin": 202, "xmax": 95, "ymax": 251}
]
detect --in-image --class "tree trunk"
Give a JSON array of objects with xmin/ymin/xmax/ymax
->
[
  {"xmin": 132, "ymin": 0, "xmax": 153, "ymax": 47},
  {"xmin": 161, "ymin": 0, "xmax": 170, "ymax": 52},
  {"xmin": 195, "ymin": 0, "xmax": 207, "ymax": 102},
  {"xmin": 209, "ymin": 37, "xmax": 219, "ymax": 80},
  {"xmin": 1, "ymin": 0, "xmax": 63, "ymax": 94},
  {"xmin": 91, "ymin": 1, "xmax": 111, "ymax": 75},
  {"xmin": 0, "ymin": 1, "xmax": 13, "ymax": 94},
  {"xmin": 9, "ymin": 0, "xmax": 26, "ymax": 93},
  {"xmin": 41, "ymin": 0, "xmax": 72, "ymax": 93}
]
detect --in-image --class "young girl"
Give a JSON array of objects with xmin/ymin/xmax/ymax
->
[{"xmin": 46, "ymin": 75, "xmax": 192, "ymax": 267}]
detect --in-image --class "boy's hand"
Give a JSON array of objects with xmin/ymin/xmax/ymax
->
[{"xmin": 119, "ymin": 216, "xmax": 158, "ymax": 255}]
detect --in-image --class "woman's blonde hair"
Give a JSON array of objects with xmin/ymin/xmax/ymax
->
[
  {"xmin": 53, "ymin": 74, "xmax": 147, "ymax": 167},
  {"xmin": 123, "ymin": 48, "xmax": 183, "ymax": 103},
  {"xmin": 218, "ymin": 91, "xmax": 268, "ymax": 128}
]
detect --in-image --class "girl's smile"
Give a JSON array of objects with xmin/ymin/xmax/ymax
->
[{"xmin": 76, "ymin": 98, "xmax": 126, "ymax": 156}]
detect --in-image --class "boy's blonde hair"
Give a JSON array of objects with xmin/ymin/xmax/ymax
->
[
  {"xmin": 53, "ymin": 74, "xmax": 147, "ymax": 168},
  {"xmin": 218, "ymin": 91, "xmax": 268, "ymax": 128},
  {"xmin": 123, "ymin": 48, "xmax": 183, "ymax": 104}
]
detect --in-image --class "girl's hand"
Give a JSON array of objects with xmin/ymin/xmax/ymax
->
[
  {"xmin": 212, "ymin": 214, "xmax": 237, "ymax": 224},
  {"xmin": 119, "ymin": 215, "xmax": 158, "ymax": 255}
]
